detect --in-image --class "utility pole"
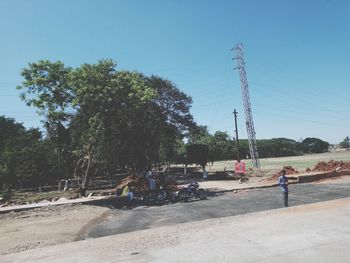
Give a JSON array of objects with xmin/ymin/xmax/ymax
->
[
  {"xmin": 233, "ymin": 109, "xmax": 240, "ymax": 162},
  {"xmin": 232, "ymin": 43, "xmax": 261, "ymax": 170}
]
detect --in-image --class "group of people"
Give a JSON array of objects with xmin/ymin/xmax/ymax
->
[{"xmin": 116, "ymin": 170, "xmax": 159, "ymax": 207}]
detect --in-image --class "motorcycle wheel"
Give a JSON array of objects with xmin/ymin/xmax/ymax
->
[
  {"xmin": 197, "ymin": 189, "xmax": 207, "ymax": 200},
  {"xmin": 179, "ymin": 190, "xmax": 189, "ymax": 203},
  {"xmin": 167, "ymin": 192, "xmax": 177, "ymax": 203},
  {"xmin": 143, "ymin": 193, "xmax": 153, "ymax": 206},
  {"xmin": 155, "ymin": 191, "xmax": 167, "ymax": 204}
]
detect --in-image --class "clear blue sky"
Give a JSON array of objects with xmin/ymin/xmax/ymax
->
[{"xmin": 0, "ymin": 0, "xmax": 349, "ymax": 144}]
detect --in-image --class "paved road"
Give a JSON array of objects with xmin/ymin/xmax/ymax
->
[
  {"xmin": 85, "ymin": 182, "xmax": 350, "ymax": 239},
  {"xmin": 5, "ymin": 198, "xmax": 350, "ymax": 263}
]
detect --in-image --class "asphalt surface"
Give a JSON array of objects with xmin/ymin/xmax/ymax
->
[{"xmin": 85, "ymin": 182, "xmax": 350, "ymax": 239}]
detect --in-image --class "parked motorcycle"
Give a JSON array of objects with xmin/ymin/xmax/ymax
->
[
  {"xmin": 178, "ymin": 181, "xmax": 207, "ymax": 202},
  {"xmin": 143, "ymin": 186, "xmax": 168, "ymax": 205},
  {"xmin": 166, "ymin": 188, "xmax": 179, "ymax": 203}
]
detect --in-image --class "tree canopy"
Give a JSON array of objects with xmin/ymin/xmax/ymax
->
[
  {"xmin": 16, "ymin": 59, "xmax": 196, "ymax": 192},
  {"xmin": 0, "ymin": 116, "xmax": 56, "ymax": 190},
  {"xmin": 301, "ymin": 137, "xmax": 329, "ymax": 153},
  {"xmin": 340, "ymin": 137, "xmax": 350, "ymax": 149}
]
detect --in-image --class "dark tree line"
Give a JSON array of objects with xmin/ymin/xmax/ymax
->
[
  {"xmin": 0, "ymin": 116, "xmax": 58, "ymax": 190},
  {"xmin": 187, "ymin": 126, "xmax": 330, "ymax": 162}
]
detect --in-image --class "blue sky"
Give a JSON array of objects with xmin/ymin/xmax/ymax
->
[{"xmin": 0, "ymin": 0, "xmax": 349, "ymax": 144}]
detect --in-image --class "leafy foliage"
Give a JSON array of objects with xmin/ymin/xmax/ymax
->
[
  {"xmin": 185, "ymin": 144, "xmax": 209, "ymax": 168},
  {"xmin": 0, "ymin": 116, "xmax": 57, "ymax": 190},
  {"xmin": 16, "ymin": 60, "xmax": 196, "ymax": 193},
  {"xmin": 257, "ymin": 138, "xmax": 303, "ymax": 158},
  {"xmin": 17, "ymin": 60, "xmax": 74, "ymax": 182},
  {"xmin": 340, "ymin": 136, "xmax": 350, "ymax": 149},
  {"xmin": 15, "ymin": 144, "xmax": 49, "ymax": 189},
  {"xmin": 302, "ymin": 137, "xmax": 329, "ymax": 153}
]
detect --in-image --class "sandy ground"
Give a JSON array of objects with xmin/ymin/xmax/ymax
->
[{"xmin": 0, "ymin": 204, "xmax": 110, "ymax": 255}]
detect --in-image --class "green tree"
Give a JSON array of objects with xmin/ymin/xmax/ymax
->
[
  {"xmin": 212, "ymin": 131, "xmax": 235, "ymax": 161},
  {"xmin": 257, "ymin": 138, "xmax": 302, "ymax": 158},
  {"xmin": 188, "ymin": 125, "xmax": 210, "ymax": 144},
  {"xmin": 70, "ymin": 67, "xmax": 195, "ymax": 181},
  {"xmin": 340, "ymin": 136, "xmax": 350, "ymax": 148},
  {"xmin": 148, "ymin": 76, "xmax": 195, "ymax": 167},
  {"xmin": 17, "ymin": 60, "xmax": 73, "ymax": 182},
  {"xmin": 0, "ymin": 116, "xmax": 56, "ymax": 190},
  {"xmin": 69, "ymin": 60, "xmax": 156, "ymax": 193},
  {"xmin": 17, "ymin": 59, "xmax": 196, "ymax": 194},
  {"xmin": 0, "ymin": 116, "xmax": 28, "ymax": 188},
  {"xmin": 302, "ymin": 137, "xmax": 329, "ymax": 153},
  {"xmin": 15, "ymin": 144, "xmax": 49, "ymax": 190},
  {"xmin": 185, "ymin": 144, "xmax": 209, "ymax": 177}
]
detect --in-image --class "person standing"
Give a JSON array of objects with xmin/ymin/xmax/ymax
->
[
  {"xmin": 148, "ymin": 174, "xmax": 157, "ymax": 193},
  {"xmin": 278, "ymin": 169, "xmax": 297, "ymax": 207}
]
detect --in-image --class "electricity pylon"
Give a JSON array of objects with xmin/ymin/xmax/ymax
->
[{"xmin": 232, "ymin": 43, "xmax": 261, "ymax": 170}]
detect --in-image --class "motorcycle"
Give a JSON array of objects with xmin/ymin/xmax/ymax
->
[
  {"xmin": 178, "ymin": 181, "xmax": 207, "ymax": 202},
  {"xmin": 143, "ymin": 186, "xmax": 168, "ymax": 205}
]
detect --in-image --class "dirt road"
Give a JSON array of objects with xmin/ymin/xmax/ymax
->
[{"xmin": 0, "ymin": 204, "xmax": 109, "ymax": 255}]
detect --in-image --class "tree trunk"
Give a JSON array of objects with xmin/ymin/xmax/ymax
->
[
  {"xmin": 57, "ymin": 142, "xmax": 62, "ymax": 183},
  {"xmin": 202, "ymin": 165, "xmax": 208, "ymax": 179},
  {"xmin": 80, "ymin": 155, "xmax": 92, "ymax": 196}
]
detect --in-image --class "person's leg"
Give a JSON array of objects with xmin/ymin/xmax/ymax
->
[
  {"xmin": 126, "ymin": 192, "xmax": 134, "ymax": 207},
  {"xmin": 283, "ymin": 191, "xmax": 288, "ymax": 207}
]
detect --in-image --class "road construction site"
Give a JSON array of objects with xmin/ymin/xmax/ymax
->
[
  {"xmin": 1, "ymin": 151, "xmax": 350, "ymax": 262},
  {"xmin": 2, "ymin": 173, "xmax": 350, "ymax": 262},
  {"xmin": 2, "ymin": 187, "xmax": 350, "ymax": 263}
]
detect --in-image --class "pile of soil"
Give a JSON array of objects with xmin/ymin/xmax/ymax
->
[
  {"xmin": 271, "ymin": 166, "xmax": 299, "ymax": 179},
  {"xmin": 116, "ymin": 175, "xmax": 145, "ymax": 189},
  {"xmin": 312, "ymin": 160, "xmax": 350, "ymax": 172},
  {"xmin": 115, "ymin": 175, "xmax": 179, "ymax": 192},
  {"xmin": 283, "ymin": 166, "xmax": 299, "ymax": 175}
]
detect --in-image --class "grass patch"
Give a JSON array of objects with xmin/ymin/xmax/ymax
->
[{"xmin": 206, "ymin": 151, "xmax": 350, "ymax": 176}]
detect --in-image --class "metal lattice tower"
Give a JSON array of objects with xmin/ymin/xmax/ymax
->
[{"xmin": 232, "ymin": 43, "xmax": 261, "ymax": 169}]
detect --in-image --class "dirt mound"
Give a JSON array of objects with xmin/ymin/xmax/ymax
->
[
  {"xmin": 116, "ymin": 175, "xmax": 144, "ymax": 189},
  {"xmin": 283, "ymin": 166, "xmax": 298, "ymax": 175},
  {"xmin": 312, "ymin": 160, "xmax": 350, "ymax": 172},
  {"xmin": 116, "ymin": 175, "xmax": 179, "ymax": 192},
  {"xmin": 271, "ymin": 166, "xmax": 299, "ymax": 179}
]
